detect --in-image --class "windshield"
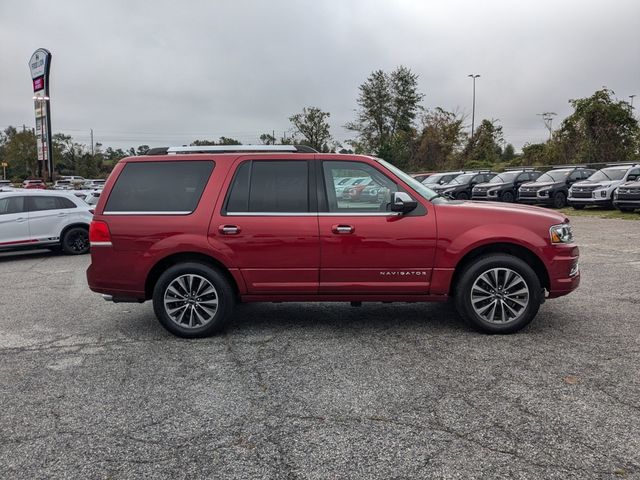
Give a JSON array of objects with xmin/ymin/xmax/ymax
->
[
  {"xmin": 489, "ymin": 172, "xmax": 519, "ymax": 184},
  {"xmin": 536, "ymin": 170, "xmax": 570, "ymax": 183},
  {"xmin": 422, "ymin": 173, "xmax": 445, "ymax": 184},
  {"xmin": 588, "ymin": 168, "xmax": 628, "ymax": 182},
  {"xmin": 375, "ymin": 158, "xmax": 439, "ymax": 201},
  {"xmin": 449, "ymin": 174, "xmax": 474, "ymax": 185}
]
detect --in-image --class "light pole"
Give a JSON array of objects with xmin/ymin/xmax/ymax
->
[
  {"xmin": 630, "ymin": 95, "xmax": 636, "ymax": 109},
  {"xmin": 537, "ymin": 112, "xmax": 557, "ymax": 141},
  {"xmin": 468, "ymin": 74, "xmax": 480, "ymax": 138}
]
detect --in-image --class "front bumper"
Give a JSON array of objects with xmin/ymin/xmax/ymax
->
[
  {"xmin": 568, "ymin": 197, "xmax": 612, "ymax": 207},
  {"xmin": 613, "ymin": 200, "xmax": 640, "ymax": 209},
  {"xmin": 544, "ymin": 244, "xmax": 580, "ymax": 298},
  {"xmin": 518, "ymin": 196, "xmax": 553, "ymax": 206}
]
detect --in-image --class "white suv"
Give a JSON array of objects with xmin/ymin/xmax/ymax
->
[
  {"xmin": 568, "ymin": 164, "xmax": 639, "ymax": 209},
  {"xmin": 0, "ymin": 190, "xmax": 93, "ymax": 254}
]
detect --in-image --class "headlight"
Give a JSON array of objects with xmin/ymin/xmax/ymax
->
[{"xmin": 550, "ymin": 224, "xmax": 573, "ymax": 244}]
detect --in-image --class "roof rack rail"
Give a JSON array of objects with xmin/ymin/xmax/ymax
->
[
  {"xmin": 146, "ymin": 145, "xmax": 318, "ymax": 155},
  {"xmin": 549, "ymin": 164, "xmax": 587, "ymax": 169},
  {"xmin": 605, "ymin": 162, "xmax": 638, "ymax": 167},
  {"xmin": 504, "ymin": 166, "xmax": 537, "ymax": 171}
]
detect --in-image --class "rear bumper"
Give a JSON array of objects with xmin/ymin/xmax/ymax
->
[{"xmin": 86, "ymin": 246, "xmax": 148, "ymax": 301}]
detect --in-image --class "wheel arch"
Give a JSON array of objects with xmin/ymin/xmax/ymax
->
[
  {"xmin": 60, "ymin": 222, "xmax": 89, "ymax": 240},
  {"xmin": 449, "ymin": 242, "xmax": 550, "ymax": 297},
  {"xmin": 144, "ymin": 252, "xmax": 241, "ymax": 300}
]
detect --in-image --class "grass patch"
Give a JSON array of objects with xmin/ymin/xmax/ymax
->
[{"xmin": 558, "ymin": 207, "xmax": 640, "ymax": 220}]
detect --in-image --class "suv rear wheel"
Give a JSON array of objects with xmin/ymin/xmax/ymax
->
[
  {"xmin": 61, "ymin": 227, "xmax": 89, "ymax": 255},
  {"xmin": 454, "ymin": 254, "xmax": 542, "ymax": 334},
  {"xmin": 152, "ymin": 263, "xmax": 235, "ymax": 338}
]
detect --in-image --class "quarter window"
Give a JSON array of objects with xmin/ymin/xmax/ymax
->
[
  {"xmin": 104, "ymin": 161, "xmax": 214, "ymax": 213},
  {"xmin": 27, "ymin": 196, "xmax": 74, "ymax": 212},
  {"xmin": 225, "ymin": 161, "xmax": 309, "ymax": 213}
]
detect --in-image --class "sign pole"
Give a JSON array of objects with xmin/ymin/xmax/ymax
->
[{"xmin": 29, "ymin": 48, "xmax": 53, "ymax": 183}]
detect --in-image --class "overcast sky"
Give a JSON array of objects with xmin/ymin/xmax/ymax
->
[{"xmin": 1, "ymin": 0, "xmax": 639, "ymax": 152}]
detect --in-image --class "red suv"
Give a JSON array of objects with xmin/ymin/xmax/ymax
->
[{"xmin": 87, "ymin": 146, "xmax": 580, "ymax": 337}]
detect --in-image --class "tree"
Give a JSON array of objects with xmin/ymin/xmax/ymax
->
[
  {"xmin": 191, "ymin": 137, "xmax": 241, "ymax": 146},
  {"xmin": 346, "ymin": 66, "xmax": 424, "ymax": 165},
  {"xmin": 412, "ymin": 108, "xmax": 466, "ymax": 171},
  {"xmin": 259, "ymin": 133, "xmax": 276, "ymax": 145},
  {"xmin": 289, "ymin": 106, "xmax": 332, "ymax": 152},
  {"xmin": 463, "ymin": 119, "xmax": 504, "ymax": 166},
  {"xmin": 552, "ymin": 88, "xmax": 639, "ymax": 164},
  {"xmin": 2, "ymin": 128, "xmax": 37, "ymax": 179},
  {"xmin": 501, "ymin": 143, "xmax": 516, "ymax": 162}
]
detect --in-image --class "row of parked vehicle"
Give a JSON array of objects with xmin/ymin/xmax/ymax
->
[{"xmin": 410, "ymin": 163, "xmax": 640, "ymax": 211}]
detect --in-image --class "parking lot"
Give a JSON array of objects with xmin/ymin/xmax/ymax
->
[{"xmin": 0, "ymin": 216, "xmax": 639, "ymax": 479}]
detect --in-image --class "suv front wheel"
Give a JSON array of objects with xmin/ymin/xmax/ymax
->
[
  {"xmin": 454, "ymin": 254, "xmax": 542, "ymax": 334},
  {"xmin": 152, "ymin": 263, "xmax": 235, "ymax": 338}
]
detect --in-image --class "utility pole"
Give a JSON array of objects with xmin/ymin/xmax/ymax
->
[
  {"xmin": 468, "ymin": 74, "xmax": 480, "ymax": 138},
  {"xmin": 537, "ymin": 112, "xmax": 557, "ymax": 141},
  {"xmin": 90, "ymin": 128, "xmax": 94, "ymax": 155},
  {"xmin": 630, "ymin": 95, "xmax": 636, "ymax": 109}
]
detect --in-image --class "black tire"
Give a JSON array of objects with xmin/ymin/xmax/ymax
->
[
  {"xmin": 502, "ymin": 191, "xmax": 515, "ymax": 203},
  {"xmin": 457, "ymin": 192, "xmax": 469, "ymax": 200},
  {"xmin": 61, "ymin": 227, "xmax": 89, "ymax": 255},
  {"xmin": 618, "ymin": 207, "xmax": 635, "ymax": 213},
  {"xmin": 552, "ymin": 191, "xmax": 567, "ymax": 209},
  {"xmin": 572, "ymin": 204, "xmax": 585, "ymax": 210},
  {"xmin": 152, "ymin": 262, "xmax": 235, "ymax": 338},
  {"xmin": 454, "ymin": 254, "xmax": 543, "ymax": 334}
]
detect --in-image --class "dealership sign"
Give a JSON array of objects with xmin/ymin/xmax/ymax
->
[{"xmin": 29, "ymin": 48, "xmax": 53, "ymax": 179}]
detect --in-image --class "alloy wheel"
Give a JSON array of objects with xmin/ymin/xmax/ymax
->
[
  {"xmin": 163, "ymin": 274, "xmax": 219, "ymax": 329},
  {"xmin": 470, "ymin": 268, "xmax": 530, "ymax": 324}
]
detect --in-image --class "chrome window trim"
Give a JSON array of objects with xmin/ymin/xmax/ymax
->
[
  {"xmin": 102, "ymin": 211, "xmax": 192, "ymax": 215},
  {"xmin": 225, "ymin": 212, "xmax": 316, "ymax": 217},
  {"xmin": 225, "ymin": 211, "xmax": 400, "ymax": 217}
]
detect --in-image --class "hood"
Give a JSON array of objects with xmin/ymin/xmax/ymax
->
[
  {"xmin": 571, "ymin": 180, "xmax": 616, "ymax": 189},
  {"xmin": 475, "ymin": 182, "xmax": 506, "ymax": 189},
  {"xmin": 440, "ymin": 199, "xmax": 568, "ymax": 224},
  {"xmin": 520, "ymin": 181, "xmax": 558, "ymax": 189}
]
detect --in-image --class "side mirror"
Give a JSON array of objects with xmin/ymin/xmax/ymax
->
[
  {"xmin": 628, "ymin": 175, "xmax": 638, "ymax": 182},
  {"xmin": 391, "ymin": 192, "xmax": 418, "ymax": 214}
]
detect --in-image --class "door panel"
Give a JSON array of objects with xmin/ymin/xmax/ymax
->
[
  {"xmin": 0, "ymin": 196, "xmax": 30, "ymax": 246},
  {"xmin": 318, "ymin": 214, "xmax": 435, "ymax": 293},
  {"xmin": 26, "ymin": 196, "xmax": 66, "ymax": 242},
  {"xmin": 214, "ymin": 216, "xmax": 319, "ymax": 293},
  {"xmin": 212, "ymin": 157, "xmax": 320, "ymax": 294},
  {"xmin": 319, "ymin": 160, "xmax": 436, "ymax": 294}
]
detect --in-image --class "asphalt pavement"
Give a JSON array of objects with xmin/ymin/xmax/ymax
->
[{"xmin": 0, "ymin": 216, "xmax": 639, "ymax": 479}]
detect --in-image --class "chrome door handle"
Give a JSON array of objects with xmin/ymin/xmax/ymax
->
[
  {"xmin": 15, "ymin": 217, "xmax": 26, "ymax": 223},
  {"xmin": 332, "ymin": 224, "xmax": 354, "ymax": 234},
  {"xmin": 219, "ymin": 225, "xmax": 241, "ymax": 235},
  {"xmin": 57, "ymin": 212, "xmax": 67, "ymax": 217}
]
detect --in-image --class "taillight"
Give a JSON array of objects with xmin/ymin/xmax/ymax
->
[{"xmin": 89, "ymin": 220, "xmax": 112, "ymax": 244}]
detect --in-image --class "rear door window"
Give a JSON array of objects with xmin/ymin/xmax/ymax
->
[
  {"xmin": 104, "ymin": 161, "xmax": 214, "ymax": 213},
  {"xmin": 27, "ymin": 196, "xmax": 63, "ymax": 212},
  {"xmin": 225, "ymin": 161, "xmax": 309, "ymax": 213}
]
